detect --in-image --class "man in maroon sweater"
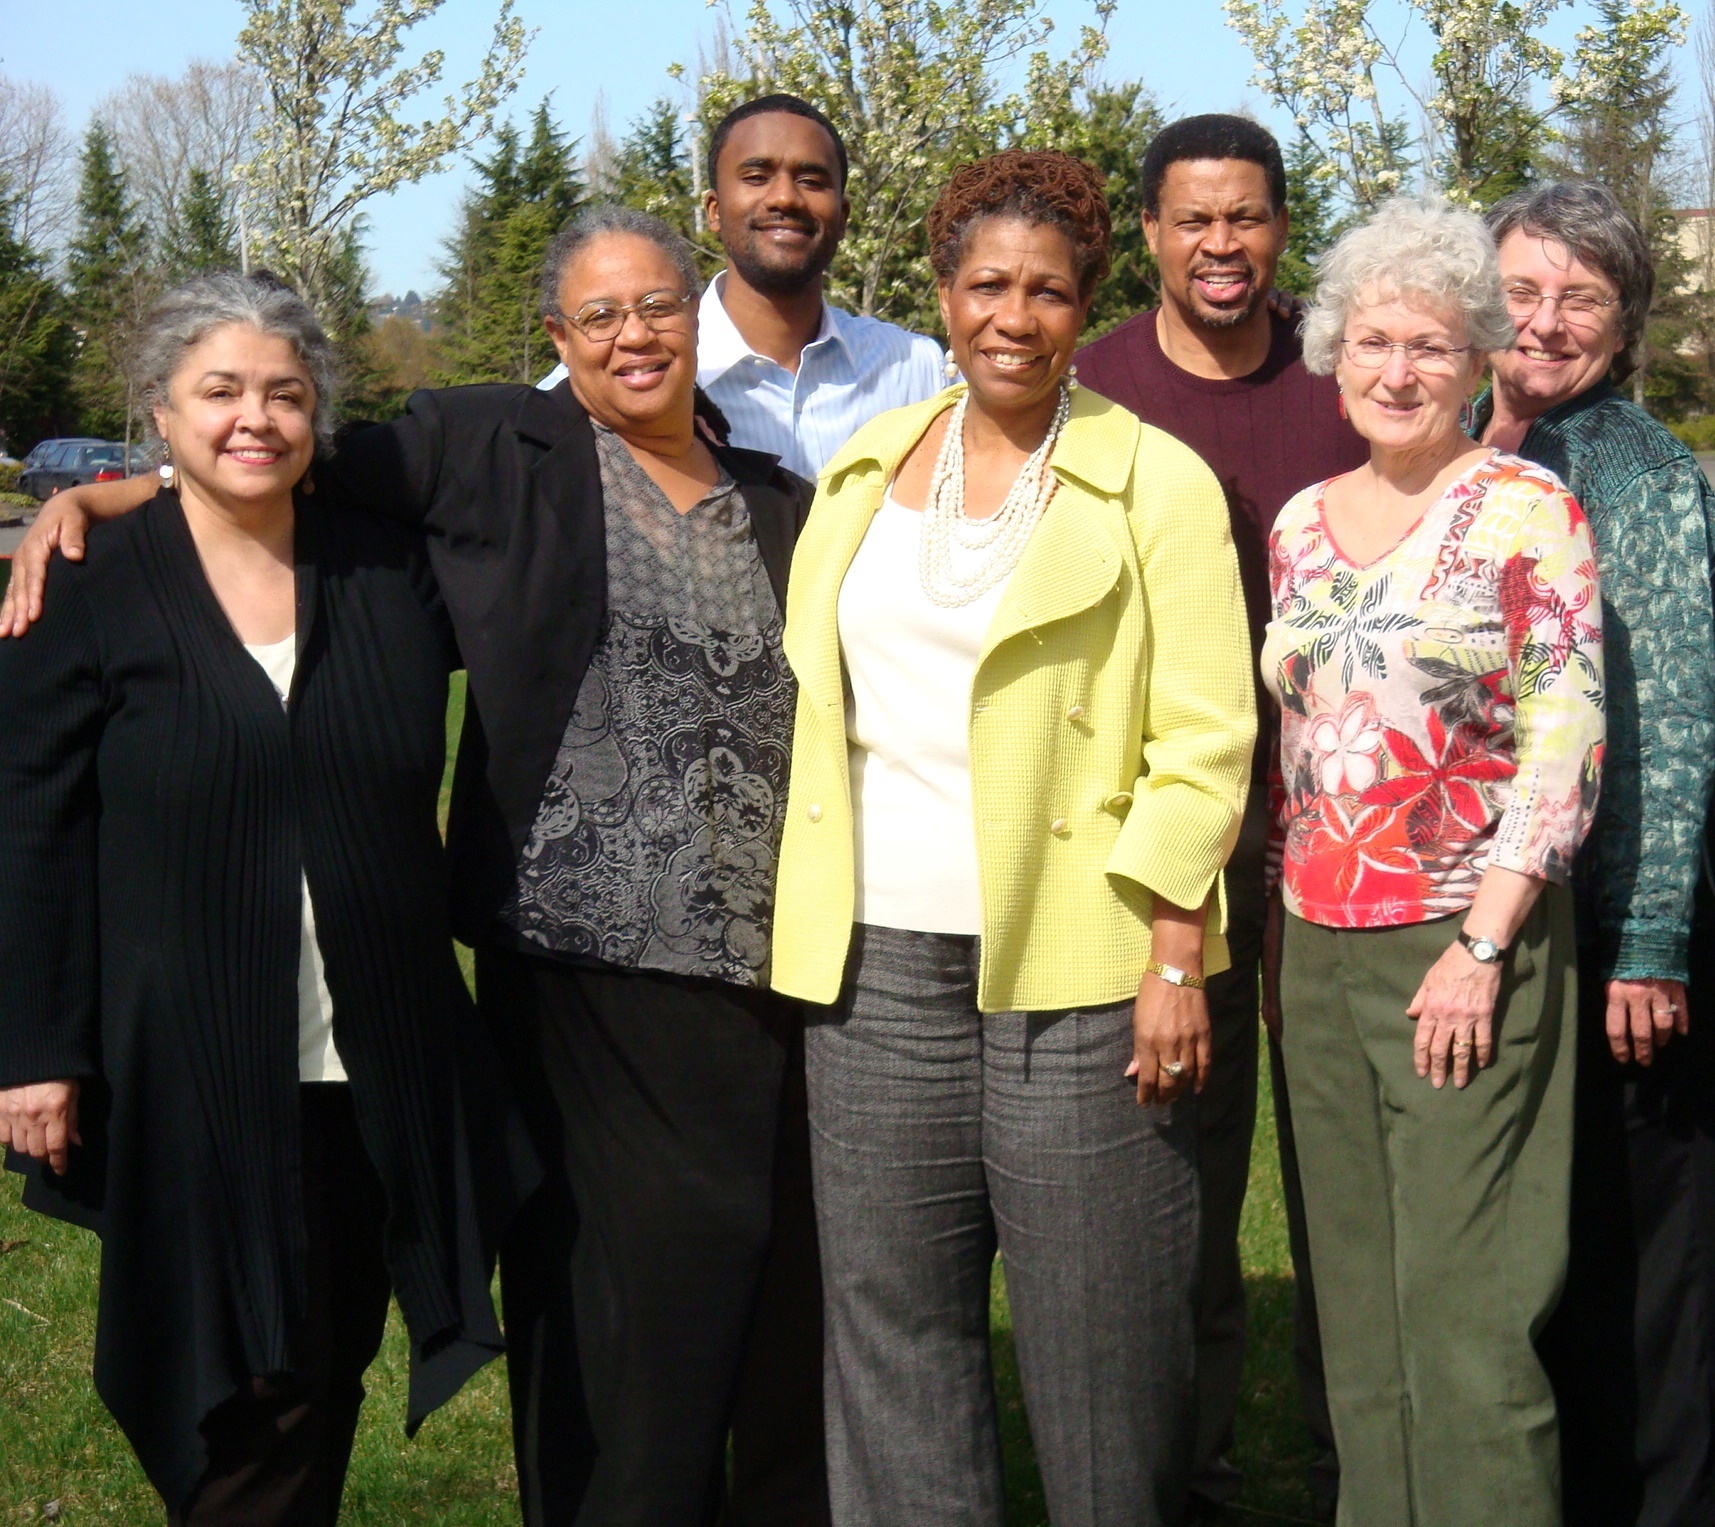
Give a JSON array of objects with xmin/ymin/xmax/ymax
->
[{"xmin": 1076, "ymin": 115, "xmax": 1367, "ymax": 1522}]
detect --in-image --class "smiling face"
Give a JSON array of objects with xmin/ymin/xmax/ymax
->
[
  {"xmin": 1145, "ymin": 158, "xmax": 1288, "ymax": 331},
  {"xmin": 1489, "ymin": 228, "xmax": 1624, "ymax": 417},
  {"xmin": 937, "ymin": 215, "xmax": 1089, "ymax": 420},
  {"xmin": 544, "ymin": 231, "xmax": 699, "ymax": 435},
  {"xmin": 707, "ymin": 110, "xmax": 848, "ymax": 296},
  {"xmin": 155, "ymin": 322, "xmax": 317, "ymax": 509},
  {"xmin": 1334, "ymin": 289, "xmax": 1484, "ymax": 457}
]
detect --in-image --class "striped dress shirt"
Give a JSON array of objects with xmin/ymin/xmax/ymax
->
[{"xmin": 539, "ymin": 270, "xmax": 947, "ymax": 479}]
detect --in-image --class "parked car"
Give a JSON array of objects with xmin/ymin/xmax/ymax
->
[{"xmin": 19, "ymin": 440, "xmax": 130, "ymax": 500}]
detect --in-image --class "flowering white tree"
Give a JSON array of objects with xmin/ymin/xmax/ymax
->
[
  {"xmin": 694, "ymin": 0, "xmax": 1116, "ymax": 326},
  {"xmin": 1226, "ymin": 0, "xmax": 1689, "ymax": 213},
  {"xmin": 236, "ymin": 0, "xmax": 530, "ymax": 309}
]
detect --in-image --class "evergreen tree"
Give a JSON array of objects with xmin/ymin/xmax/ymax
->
[
  {"xmin": 611, "ymin": 99, "xmax": 696, "ymax": 240},
  {"xmin": 164, "ymin": 167, "xmax": 240, "ymax": 277},
  {"xmin": 435, "ymin": 99, "xmax": 584, "ymax": 385},
  {"xmin": 0, "ymin": 193, "xmax": 76, "ymax": 454},
  {"xmin": 66, "ymin": 122, "xmax": 154, "ymax": 441},
  {"xmin": 1277, "ymin": 137, "xmax": 1341, "ymax": 296},
  {"xmin": 1073, "ymin": 83, "xmax": 1165, "ymax": 338}
]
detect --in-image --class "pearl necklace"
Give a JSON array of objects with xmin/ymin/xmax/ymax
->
[{"xmin": 918, "ymin": 382, "xmax": 1072, "ymax": 608}]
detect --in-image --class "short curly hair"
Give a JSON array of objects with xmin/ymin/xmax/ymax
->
[
  {"xmin": 1301, "ymin": 194, "xmax": 1516, "ymax": 375},
  {"xmin": 927, "ymin": 150, "xmax": 1112, "ymax": 297}
]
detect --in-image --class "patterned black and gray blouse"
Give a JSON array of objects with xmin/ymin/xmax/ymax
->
[{"xmin": 501, "ymin": 424, "xmax": 795, "ymax": 986}]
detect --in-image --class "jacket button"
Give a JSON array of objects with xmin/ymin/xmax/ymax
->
[
  {"xmin": 807, "ymin": 804, "xmax": 823, "ymax": 822},
  {"xmin": 1050, "ymin": 817, "xmax": 1068, "ymax": 834},
  {"xmin": 1067, "ymin": 704, "xmax": 1086, "ymax": 720}
]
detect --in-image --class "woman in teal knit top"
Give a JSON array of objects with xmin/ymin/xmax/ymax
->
[{"xmin": 1477, "ymin": 180, "xmax": 1715, "ymax": 1527}]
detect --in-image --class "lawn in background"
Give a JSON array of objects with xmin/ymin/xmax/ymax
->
[{"xmin": 2, "ymin": 676, "xmax": 1323, "ymax": 1525}]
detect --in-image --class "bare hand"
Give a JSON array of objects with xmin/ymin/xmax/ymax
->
[
  {"xmin": 1261, "ymin": 891, "xmax": 1284, "ymax": 1041},
  {"xmin": 1408, "ymin": 942, "xmax": 1501, "ymax": 1089},
  {"xmin": 1127, "ymin": 974, "xmax": 1212, "ymax": 1107},
  {"xmin": 0, "ymin": 496, "xmax": 91, "ymax": 637},
  {"xmin": 1605, "ymin": 977, "xmax": 1688, "ymax": 1066},
  {"xmin": 1267, "ymin": 289, "xmax": 1307, "ymax": 324},
  {"xmin": 0, "ymin": 1080, "xmax": 82, "ymax": 1174}
]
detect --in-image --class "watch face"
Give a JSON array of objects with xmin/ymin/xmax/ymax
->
[{"xmin": 1470, "ymin": 938, "xmax": 1500, "ymax": 963}]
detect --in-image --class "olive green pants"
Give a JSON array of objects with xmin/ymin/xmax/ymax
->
[{"xmin": 1279, "ymin": 889, "xmax": 1575, "ymax": 1527}]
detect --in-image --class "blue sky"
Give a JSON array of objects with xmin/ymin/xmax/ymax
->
[{"xmin": 0, "ymin": 0, "xmax": 1663, "ymax": 297}]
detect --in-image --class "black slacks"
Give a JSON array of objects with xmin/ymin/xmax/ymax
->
[
  {"xmin": 171, "ymin": 1084, "xmax": 393, "ymax": 1527},
  {"xmin": 477, "ymin": 948, "xmax": 829, "ymax": 1527},
  {"xmin": 1543, "ymin": 888, "xmax": 1715, "ymax": 1527}
]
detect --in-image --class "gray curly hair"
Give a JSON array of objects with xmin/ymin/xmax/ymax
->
[
  {"xmin": 1301, "ymin": 194, "xmax": 1517, "ymax": 375},
  {"xmin": 538, "ymin": 203, "xmax": 703, "ymax": 319},
  {"xmin": 134, "ymin": 272, "xmax": 341, "ymax": 456}
]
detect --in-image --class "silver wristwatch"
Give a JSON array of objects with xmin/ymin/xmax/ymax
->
[{"xmin": 1458, "ymin": 931, "xmax": 1506, "ymax": 965}]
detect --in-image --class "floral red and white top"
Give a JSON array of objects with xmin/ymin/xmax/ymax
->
[{"xmin": 1262, "ymin": 452, "xmax": 1605, "ymax": 929}]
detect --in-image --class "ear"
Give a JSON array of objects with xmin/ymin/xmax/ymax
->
[
  {"xmin": 1142, "ymin": 206, "xmax": 1161, "ymax": 260},
  {"xmin": 543, "ymin": 312, "xmax": 575, "ymax": 369},
  {"xmin": 705, "ymin": 189, "xmax": 722, "ymax": 237},
  {"xmin": 936, "ymin": 280, "xmax": 956, "ymax": 347},
  {"xmin": 151, "ymin": 406, "xmax": 172, "ymax": 447}
]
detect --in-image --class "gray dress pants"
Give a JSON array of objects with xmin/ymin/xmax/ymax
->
[{"xmin": 805, "ymin": 924, "xmax": 1200, "ymax": 1527}]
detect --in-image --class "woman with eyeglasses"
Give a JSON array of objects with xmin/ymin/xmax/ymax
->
[
  {"xmin": 1, "ymin": 206, "xmax": 821, "ymax": 1526},
  {"xmin": 1475, "ymin": 183, "xmax": 1715, "ymax": 1527},
  {"xmin": 1260, "ymin": 195, "xmax": 1604, "ymax": 1526}
]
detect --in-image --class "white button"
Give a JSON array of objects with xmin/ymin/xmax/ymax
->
[
  {"xmin": 1067, "ymin": 704, "xmax": 1086, "ymax": 720},
  {"xmin": 1050, "ymin": 817, "xmax": 1068, "ymax": 834},
  {"xmin": 807, "ymin": 804, "xmax": 823, "ymax": 822}
]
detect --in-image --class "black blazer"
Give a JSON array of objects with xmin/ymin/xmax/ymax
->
[
  {"xmin": 0, "ymin": 494, "xmax": 537, "ymax": 1510},
  {"xmin": 331, "ymin": 380, "xmax": 815, "ymax": 944}
]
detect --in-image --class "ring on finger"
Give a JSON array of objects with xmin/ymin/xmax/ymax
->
[
  {"xmin": 1452, "ymin": 1038, "xmax": 1474, "ymax": 1055},
  {"xmin": 1161, "ymin": 1060, "xmax": 1185, "ymax": 1079}
]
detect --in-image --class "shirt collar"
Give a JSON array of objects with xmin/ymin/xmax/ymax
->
[{"xmin": 697, "ymin": 269, "xmax": 849, "ymax": 384}]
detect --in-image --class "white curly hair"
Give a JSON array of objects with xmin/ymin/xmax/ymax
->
[{"xmin": 1300, "ymin": 194, "xmax": 1517, "ymax": 375}]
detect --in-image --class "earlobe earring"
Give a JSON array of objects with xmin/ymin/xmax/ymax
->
[
  {"xmin": 300, "ymin": 467, "xmax": 316, "ymax": 496},
  {"xmin": 1066, "ymin": 362, "xmax": 1079, "ymax": 392}
]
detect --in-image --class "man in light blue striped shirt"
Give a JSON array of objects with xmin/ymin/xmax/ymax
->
[{"xmin": 541, "ymin": 94, "xmax": 944, "ymax": 479}]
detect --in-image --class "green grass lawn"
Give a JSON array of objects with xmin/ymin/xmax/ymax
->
[{"xmin": 2, "ymin": 676, "xmax": 1325, "ymax": 1524}]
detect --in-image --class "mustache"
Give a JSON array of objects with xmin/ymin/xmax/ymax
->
[
  {"xmin": 1190, "ymin": 260, "xmax": 1257, "ymax": 280},
  {"xmin": 747, "ymin": 215, "xmax": 818, "ymax": 234}
]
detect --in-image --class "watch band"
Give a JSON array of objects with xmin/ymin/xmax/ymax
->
[
  {"xmin": 1458, "ymin": 931, "xmax": 1506, "ymax": 964},
  {"xmin": 1145, "ymin": 959, "xmax": 1206, "ymax": 989}
]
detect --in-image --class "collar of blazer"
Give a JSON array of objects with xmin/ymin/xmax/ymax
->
[
  {"xmin": 513, "ymin": 378, "xmax": 808, "ymax": 614},
  {"xmin": 786, "ymin": 383, "xmax": 1145, "ymax": 719}
]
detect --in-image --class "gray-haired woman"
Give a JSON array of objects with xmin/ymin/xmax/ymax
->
[
  {"xmin": 1477, "ymin": 182, "xmax": 1715, "ymax": 1527},
  {"xmin": 1262, "ymin": 196, "xmax": 1604, "ymax": 1526},
  {"xmin": 0, "ymin": 272, "xmax": 535, "ymax": 1523},
  {"xmin": 6, "ymin": 208, "xmax": 825, "ymax": 1526}
]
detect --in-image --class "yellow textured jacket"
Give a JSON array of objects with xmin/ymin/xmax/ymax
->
[{"xmin": 770, "ymin": 384, "xmax": 1257, "ymax": 1012}]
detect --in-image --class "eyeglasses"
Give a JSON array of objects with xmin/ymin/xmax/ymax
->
[
  {"xmin": 562, "ymin": 291, "xmax": 691, "ymax": 342},
  {"xmin": 1502, "ymin": 284, "xmax": 1617, "ymax": 329},
  {"xmin": 1339, "ymin": 336, "xmax": 1472, "ymax": 374}
]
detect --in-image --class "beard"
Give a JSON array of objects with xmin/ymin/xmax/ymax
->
[
  {"xmin": 725, "ymin": 218, "xmax": 839, "ymax": 296},
  {"xmin": 1181, "ymin": 259, "xmax": 1265, "ymax": 329}
]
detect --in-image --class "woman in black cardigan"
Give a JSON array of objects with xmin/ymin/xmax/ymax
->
[{"xmin": 0, "ymin": 274, "xmax": 535, "ymax": 1524}]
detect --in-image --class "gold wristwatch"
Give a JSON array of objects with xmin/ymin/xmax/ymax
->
[{"xmin": 1144, "ymin": 960, "xmax": 1206, "ymax": 989}]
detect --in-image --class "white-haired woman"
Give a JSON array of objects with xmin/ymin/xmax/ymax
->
[
  {"xmin": 0, "ymin": 273, "xmax": 534, "ymax": 1524},
  {"xmin": 1261, "ymin": 197, "xmax": 1605, "ymax": 1526}
]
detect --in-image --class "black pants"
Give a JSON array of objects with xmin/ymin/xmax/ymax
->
[
  {"xmin": 1543, "ymin": 894, "xmax": 1715, "ymax": 1527},
  {"xmin": 1190, "ymin": 767, "xmax": 1336, "ymax": 1509},
  {"xmin": 478, "ymin": 949, "xmax": 829, "ymax": 1527},
  {"xmin": 171, "ymin": 1085, "xmax": 393, "ymax": 1527}
]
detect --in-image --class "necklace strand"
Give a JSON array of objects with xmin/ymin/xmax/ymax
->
[{"xmin": 918, "ymin": 382, "xmax": 1072, "ymax": 608}]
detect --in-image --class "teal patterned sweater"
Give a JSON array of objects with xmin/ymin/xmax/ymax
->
[{"xmin": 1477, "ymin": 383, "xmax": 1715, "ymax": 983}]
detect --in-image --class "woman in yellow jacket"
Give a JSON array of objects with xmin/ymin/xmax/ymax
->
[{"xmin": 770, "ymin": 151, "xmax": 1256, "ymax": 1527}]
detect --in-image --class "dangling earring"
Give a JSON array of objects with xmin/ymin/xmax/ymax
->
[
  {"xmin": 1336, "ymin": 390, "xmax": 1348, "ymax": 422},
  {"xmin": 300, "ymin": 467, "xmax": 316, "ymax": 496},
  {"xmin": 1065, "ymin": 362, "xmax": 1079, "ymax": 393},
  {"xmin": 158, "ymin": 447, "xmax": 176, "ymax": 492},
  {"xmin": 944, "ymin": 352, "xmax": 960, "ymax": 381}
]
